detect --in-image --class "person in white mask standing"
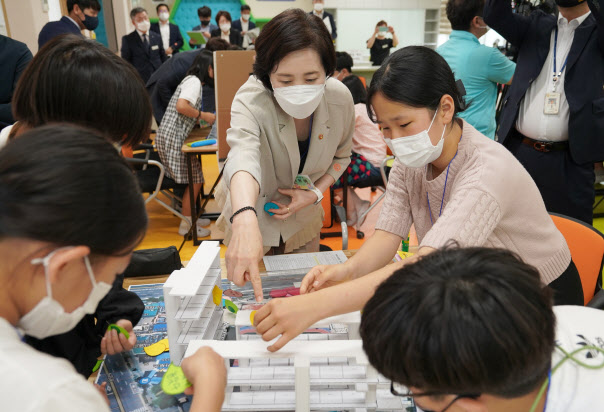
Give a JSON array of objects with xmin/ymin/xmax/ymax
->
[
  {"xmin": 210, "ymin": 10, "xmax": 243, "ymax": 47},
  {"xmin": 0, "ymin": 125, "xmax": 227, "ymax": 412},
  {"xmin": 216, "ymin": 8, "xmax": 354, "ymax": 302},
  {"xmin": 251, "ymin": 46, "xmax": 582, "ymax": 353},
  {"xmin": 150, "ymin": 3, "xmax": 184, "ymax": 57},
  {"xmin": 310, "ymin": 0, "xmax": 337, "ymax": 40},
  {"xmin": 121, "ymin": 7, "xmax": 167, "ymax": 84}
]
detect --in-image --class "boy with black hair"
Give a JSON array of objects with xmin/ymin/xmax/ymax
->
[
  {"xmin": 38, "ymin": 0, "xmax": 101, "ymax": 49},
  {"xmin": 361, "ymin": 247, "xmax": 604, "ymax": 412},
  {"xmin": 334, "ymin": 51, "xmax": 354, "ymax": 81},
  {"xmin": 437, "ymin": 0, "xmax": 515, "ymax": 139},
  {"xmin": 190, "ymin": 6, "xmax": 218, "ymax": 49}
]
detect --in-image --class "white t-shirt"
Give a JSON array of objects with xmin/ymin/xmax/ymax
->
[
  {"xmin": 0, "ymin": 124, "xmax": 12, "ymax": 149},
  {"xmin": 0, "ymin": 317, "xmax": 109, "ymax": 412},
  {"xmin": 179, "ymin": 76, "xmax": 202, "ymax": 106},
  {"xmin": 547, "ymin": 306, "xmax": 604, "ymax": 411}
]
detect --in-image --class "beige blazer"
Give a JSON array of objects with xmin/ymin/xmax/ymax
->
[{"xmin": 216, "ymin": 76, "xmax": 354, "ymax": 252}]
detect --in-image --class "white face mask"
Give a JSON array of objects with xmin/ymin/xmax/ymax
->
[
  {"xmin": 314, "ymin": 3, "xmax": 324, "ymax": 12},
  {"xmin": 18, "ymin": 248, "xmax": 113, "ymax": 339},
  {"xmin": 220, "ymin": 23, "xmax": 231, "ymax": 32},
  {"xmin": 272, "ymin": 81, "xmax": 326, "ymax": 119},
  {"xmin": 241, "ymin": 13, "xmax": 250, "ymax": 22},
  {"xmin": 159, "ymin": 12, "xmax": 170, "ymax": 22},
  {"xmin": 136, "ymin": 19, "xmax": 151, "ymax": 33},
  {"xmin": 384, "ymin": 109, "xmax": 447, "ymax": 168}
]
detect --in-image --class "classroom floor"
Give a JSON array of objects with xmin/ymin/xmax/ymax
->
[
  {"xmin": 136, "ymin": 153, "xmax": 383, "ymax": 261},
  {"xmin": 136, "ymin": 153, "xmax": 604, "ymax": 262}
]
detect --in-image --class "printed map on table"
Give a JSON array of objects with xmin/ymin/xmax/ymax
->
[{"xmin": 96, "ymin": 283, "xmax": 225, "ymax": 412}]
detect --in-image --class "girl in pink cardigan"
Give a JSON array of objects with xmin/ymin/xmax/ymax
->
[{"xmin": 251, "ymin": 46, "xmax": 582, "ymax": 353}]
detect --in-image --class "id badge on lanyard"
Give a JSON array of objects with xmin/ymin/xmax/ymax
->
[{"xmin": 544, "ymin": 27, "xmax": 567, "ymax": 115}]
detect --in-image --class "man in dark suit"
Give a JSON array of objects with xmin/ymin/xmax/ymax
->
[
  {"xmin": 484, "ymin": 0, "xmax": 604, "ymax": 224},
  {"xmin": 121, "ymin": 7, "xmax": 167, "ymax": 84},
  {"xmin": 211, "ymin": 10, "xmax": 243, "ymax": 47},
  {"xmin": 0, "ymin": 35, "xmax": 32, "ymax": 129},
  {"xmin": 150, "ymin": 3, "xmax": 183, "ymax": 57},
  {"xmin": 310, "ymin": 0, "xmax": 337, "ymax": 40},
  {"xmin": 146, "ymin": 37, "xmax": 229, "ymax": 124},
  {"xmin": 232, "ymin": 4, "xmax": 256, "ymax": 48},
  {"xmin": 38, "ymin": 0, "xmax": 100, "ymax": 49},
  {"xmin": 189, "ymin": 6, "xmax": 218, "ymax": 49}
]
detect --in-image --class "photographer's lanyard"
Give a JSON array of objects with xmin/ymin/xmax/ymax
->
[
  {"xmin": 552, "ymin": 27, "xmax": 569, "ymax": 92},
  {"xmin": 528, "ymin": 345, "xmax": 604, "ymax": 412}
]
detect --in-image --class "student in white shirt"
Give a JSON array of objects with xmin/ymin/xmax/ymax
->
[
  {"xmin": 0, "ymin": 125, "xmax": 225, "ymax": 412},
  {"xmin": 154, "ymin": 51, "xmax": 216, "ymax": 238},
  {"xmin": 359, "ymin": 246, "xmax": 604, "ymax": 412}
]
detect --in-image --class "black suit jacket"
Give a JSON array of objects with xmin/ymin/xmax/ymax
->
[
  {"xmin": 308, "ymin": 11, "xmax": 337, "ymax": 40},
  {"xmin": 484, "ymin": 0, "xmax": 604, "ymax": 164},
  {"xmin": 150, "ymin": 22, "xmax": 184, "ymax": 54},
  {"xmin": 210, "ymin": 28, "xmax": 243, "ymax": 47},
  {"xmin": 232, "ymin": 18, "xmax": 256, "ymax": 33},
  {"xmin": 121, "ymin": 30, "xmax": 167, "ymax": 84},
  {"xmin": 38, "ymin": 16, "xmax": 82, "ymax": 49},
  {"xmin": 0, "ymin": 35, "xmax": 32, "ymax": 128},
  {"xmin": 146, "ymin": 50, "xmax": 216, "ymax": 124}
]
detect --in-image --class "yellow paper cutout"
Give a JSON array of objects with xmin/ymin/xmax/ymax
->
[
  {"xmin": 212, "ymin": 285, "xmax": 223, "ymax": 306},
  {"xmin": 144, "ymin": 339, "xmax": 167, "ymax": 357},
  {"xmin": 161, "ymin": 363, "xmax": 192, "ymax": 395},
  {"xmin": 250, "ymin": 310, "xmax": 257, "ymax": 325}
]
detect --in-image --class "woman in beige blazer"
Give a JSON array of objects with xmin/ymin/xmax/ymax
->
[{"xmin": 216, "ymin": 9, "xmax": 354, "ymax": 301}]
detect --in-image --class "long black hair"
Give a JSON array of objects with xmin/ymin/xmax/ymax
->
[
  {"xmin": 367, "ymin": 46, "xmax": 466, "ymax": 121},
  {"xmin": 186, "ymin": 50, "xmax": 214, "ymax": 84},
  {"xmin": 342, "ymin": 75, "xmax": 367, "ymax": 105},
  {"xmin": 0, "ymin": 125, "xmax": 148, "ymax": 256},
  {"xmin": 12, "ymin": 35, "xmax": 152, "ymax": 147}
]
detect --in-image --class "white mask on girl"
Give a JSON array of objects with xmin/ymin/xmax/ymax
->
[
  {"xmin": 384, "ymin": 108, "xmax": 447, "ymax": 168},
  {"xmin": 220, "ymin": 23, "xmax": 231, "ymax": 32},
  {"xmin": 272, "ymin": 81, "xmax": 326, "ymax": 119},
  {"xmin": 18, "ymin": 248, "xmax": 113, "ymax": 339}
]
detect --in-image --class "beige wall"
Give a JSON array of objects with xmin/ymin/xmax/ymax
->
[
  {"xmin": 4, "ymin": 0, "xmax": 51, "ymax": 53},
  {"xmin": 246, "ymin": 0, "xmax": 312, "ymax": 18}
]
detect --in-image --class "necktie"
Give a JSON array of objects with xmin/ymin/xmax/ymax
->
[{"xmin": 143, "ymin": 34, "xmax": 149, "ymax": 50}]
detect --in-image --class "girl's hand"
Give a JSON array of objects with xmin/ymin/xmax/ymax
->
[{"xmin": 101, "ymin": 319, "xmax": 136, "ymax": 355}]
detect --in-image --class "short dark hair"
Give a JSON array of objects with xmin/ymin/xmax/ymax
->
[
  {"xmin": 446, "ymin": 0, "xmax": 485, "ymax": 31},
  {"xmin": 376, "ymin": 20, "xmax": 387, "ymax": 27},
  {"xmin": 241, "ymin": 5, "xmax": 251, "ymax": 12},
  {"xmin": 205, "ymin": 37, "xmax": 230, "ymax": 52},
  {"xmin": 198, "ymin": 6, "xmax": 211, "ymax": 18},
  {"xmin": 0, "ymin": 125, "xmax": 147, "ymax": 256},
  {"xmin": 360, "ymin": 246, "xmax": 555, "ymax": 398},
  {"xmin": 156, "ymin": 3, "xmax": 169, "ymax": 14},
  {"xmin": 336, "ymin": 51, "xmax": 353, "ymax": 73},
  {"xmin": 342, "ymin": 75, "xmax": 366, "ymax": 105},
  {"xmin": 67, "ymin": 0, "xmax": 101, "ymax": 13},
  {"xmin": 13, "ymin": 35, "xmax": 152, "ymax": 147},
  {"xmin": 130, "ymin": 7, "xmax": 147, "ymax": 20},
  {"xmin": 215, "ymin": 10, "xmax": 232, "ymax": 24},
  {"xmin": 186, "ymin": 50, "xmax": 213, "ymax": 83},
  {"xmin": 367, "ymin": 46, "xmax": 466, "ymax": 121},
  {"xmin": 253, "ymin": 8, "xmax": 335, "ymax": 91}
]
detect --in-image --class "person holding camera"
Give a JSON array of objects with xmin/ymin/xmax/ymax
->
[{"xmin": 367, "ymin": 20, "xmax": 399, "ymax": 66}]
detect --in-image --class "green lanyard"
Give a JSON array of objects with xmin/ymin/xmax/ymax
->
[{"xmin": 528, "ymin": 344, "xmax": 604, "ymax": 412}]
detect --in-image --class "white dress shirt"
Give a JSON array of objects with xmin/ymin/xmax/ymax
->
[
  {"xmin": 221, "ymin": 29, "xmax": 230, "ymax": 43},
  {"xmin": 136, "ymin": 28, "xmax": 149, "ymax": 45},
  {"xmin": 159, "ymin": 21, "xmax": 170, "ymax": 52},
  {"xmin": 240, "ymin": 18, "xmax": 249, "ymax": 33},
  {"xmin": 516, "ymin": 11, "xmax": 591, "ymax": 142}
]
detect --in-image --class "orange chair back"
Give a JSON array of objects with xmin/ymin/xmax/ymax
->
[
  {"xmin": 550, "ymin": 214, "xmax": 604, "ymax": 305},
  {"xmin": 359, "ymin": 76, "xmax": 367, "ymax": 88}
]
